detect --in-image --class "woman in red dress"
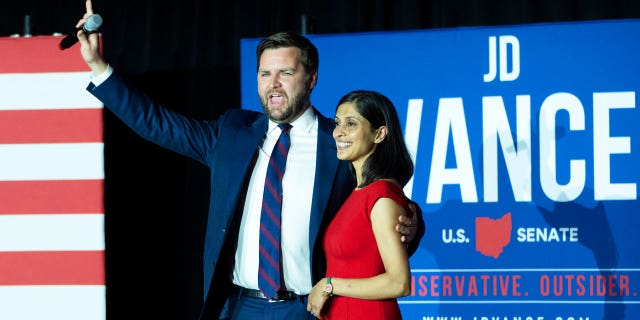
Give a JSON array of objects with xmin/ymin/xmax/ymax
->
[{"xmin": 307, "ymin": 90, "xmax": 414, "ymax": 319}]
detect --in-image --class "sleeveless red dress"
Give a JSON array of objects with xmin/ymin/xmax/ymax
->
[{"xmin": 322, "ymin": 179, "xmax": 409, "ymax": 319}]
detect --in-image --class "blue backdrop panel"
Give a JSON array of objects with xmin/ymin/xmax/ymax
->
[{"xmin": 241, "ymin": 19, "xmax": 640, "ymax": 320}]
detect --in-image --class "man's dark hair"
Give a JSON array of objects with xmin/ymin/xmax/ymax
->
[{"xmin": 256, "ymin": 32, "xmax": 319, "ymax": 75}]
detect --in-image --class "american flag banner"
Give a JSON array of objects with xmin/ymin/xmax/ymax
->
[{"xmin": 0, "ymin": 36, "xmax": 105, "ymax": 319}]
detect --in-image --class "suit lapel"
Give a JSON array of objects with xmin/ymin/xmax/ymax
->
[
  {"xmin": 212, "ymin": 115, "xmax": 268, "ymax": 218},
  {"xmin": 308, "ymin": 111, "xmax": 340, "ymax": 250}
]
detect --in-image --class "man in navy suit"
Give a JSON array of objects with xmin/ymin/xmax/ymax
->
[{"xmin": 76, "ymin": 1, "xmax": 424, "ymax": 319}]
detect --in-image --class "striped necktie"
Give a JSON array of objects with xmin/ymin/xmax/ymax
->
[{"xmin": 258, "ymin": 123, "xmax": 291, "ymax": 299}]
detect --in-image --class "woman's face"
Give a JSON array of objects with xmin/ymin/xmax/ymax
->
[{"xmin": 332, "ymin": 102, "xmax": 380, "ymax": 168}]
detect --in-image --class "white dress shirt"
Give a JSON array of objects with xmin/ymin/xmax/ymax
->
[
  {"xmin": 90, "ymin": 65, "xmax": 113, "ymax": 86},
  {"xmin": 232, "ymin": 106, "xmax": 318, "ymax": 295}
]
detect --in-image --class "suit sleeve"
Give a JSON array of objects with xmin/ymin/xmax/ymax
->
[{"xmin": 87, "ymin": 72, "xmax": 219, "ymax": 165}]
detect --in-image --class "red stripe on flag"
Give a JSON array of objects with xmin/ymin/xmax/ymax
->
[
  {"xmin": 0, "ymin": 109, "xmax": 103, "ymax": 144},
  {"xmin": 0, "ymin": 251, "xmax": 104, "ymax": 285},
  {"xmin": 0, "ymin": 180, "xmax": 104, "ymax": 214},
  {"xmin": 0, "ymin": 36, "xmax": 92, "ymax": 73}
]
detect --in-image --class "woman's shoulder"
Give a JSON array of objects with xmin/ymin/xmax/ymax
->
[{"xmin": 364, "ymin": 179, "xmax": 408, "ymax": 206}]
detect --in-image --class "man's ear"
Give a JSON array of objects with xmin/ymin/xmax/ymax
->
[
  {"xmin": 374, "ymin": 126, "xmax": 388, "ymax": 143},
  {"xmin": 307, "ymin": 71, "xmax": 318, "ymax": 91}
]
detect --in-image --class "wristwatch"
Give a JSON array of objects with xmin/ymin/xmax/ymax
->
[{"xmin": 323, "ymin": 277, "xmax": 334, "ymax": 296}]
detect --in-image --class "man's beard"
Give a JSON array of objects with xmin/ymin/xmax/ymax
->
[{"xmin": 261, "ymin": 91, "xmax": 309, "ymax": 122}]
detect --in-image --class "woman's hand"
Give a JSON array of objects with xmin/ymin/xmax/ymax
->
[{"xmin": 307, "ymin": 278, "xmax": 331, "ymax": 319}]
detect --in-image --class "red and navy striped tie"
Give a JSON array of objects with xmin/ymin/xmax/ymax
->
[{"xmin": 258, "ymin": 123, "xmax": 291, "ymax": 299}]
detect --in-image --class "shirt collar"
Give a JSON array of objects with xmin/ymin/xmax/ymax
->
[{"xmin": 267, "ymin": 106, "xmax": 317, "ymax": 135}]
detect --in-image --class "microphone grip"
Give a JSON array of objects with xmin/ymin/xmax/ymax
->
[
  {"xmin": 58, "ymin": 29, "xmax": 82, "ymax": 50},
  {"xmin": 58, "ymin": 14, "xmax": 102, "ymax": 50}
]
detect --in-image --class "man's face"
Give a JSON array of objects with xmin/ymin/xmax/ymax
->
[{"xmin": 257, "ymin": 47, "xmax": 317, "ymax": 123}]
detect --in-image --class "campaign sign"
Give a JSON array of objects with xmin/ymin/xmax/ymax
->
[{"xmin": 241, "ymin": 19, "xmax": 640, "ymax": 320}]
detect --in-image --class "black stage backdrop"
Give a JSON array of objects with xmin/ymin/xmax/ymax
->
[{"xmin": 1, "ymin": 1, "xmax": 639, "ymax": 319}]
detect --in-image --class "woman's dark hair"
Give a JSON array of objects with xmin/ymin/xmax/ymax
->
[
  {"xmin": 336, "ymin": 90, "xmax": 414, "ymax": 188},
  {"xmin": 256, "ymin": 32, "xmax": 319, "ymax": 75}
]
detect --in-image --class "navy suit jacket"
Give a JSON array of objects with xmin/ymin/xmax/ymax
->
[{"xmin": 88, "ymin": 73, "xmax": 362, "ymax": 318}]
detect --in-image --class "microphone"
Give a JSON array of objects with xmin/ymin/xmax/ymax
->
[{"xmin": 58, "ymin": 14, "xmax": 103, "ymax": 50}]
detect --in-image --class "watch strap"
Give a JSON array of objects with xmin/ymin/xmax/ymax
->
[{"xmin": 323, "ymin": 277, "xmax": 334, "ymax": 297}]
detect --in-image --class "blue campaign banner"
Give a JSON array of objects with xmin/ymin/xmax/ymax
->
[{"xmin": 241, "ymin": 19, "xmax": 639, "ymax": 320}]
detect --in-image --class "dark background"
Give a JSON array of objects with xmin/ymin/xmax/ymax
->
[{"xmin": 1, "ymin": 0, "xmax": 639, "ymax": 319}]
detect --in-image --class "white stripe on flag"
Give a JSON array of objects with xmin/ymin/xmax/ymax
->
[
  {"xmin": 0, "ymin": 285, "xmax": 106, "ymax": 320},
  {"xmin": 0, "ymin": 143, "xmax": 104, "ymax": 180},
  {"xmin": 0, "ymin": 72, "xmax": 102, "ymax": 110},
  {"xmin": 0, "ymin": 214, "xmax": 104, "ymax": 251}
]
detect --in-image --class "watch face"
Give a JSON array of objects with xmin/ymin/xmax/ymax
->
[{"xmin": 324, "ymin": 284, "xmax": 332, "ymax": 292}]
